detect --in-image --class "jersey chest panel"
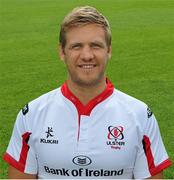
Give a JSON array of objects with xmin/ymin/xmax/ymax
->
[{"xmin": 33, "ymin": 99, "xmax": 141, "ymax": 178}]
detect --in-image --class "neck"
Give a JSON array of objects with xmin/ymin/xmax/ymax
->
[{"xmin": 67, "ymin": 78, "xmax": 107, "ymax": 105}]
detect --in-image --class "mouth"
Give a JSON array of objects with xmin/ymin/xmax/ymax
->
[{"xmin": 78, "ymin": 64, "xmax": 97, "ymax": 69}]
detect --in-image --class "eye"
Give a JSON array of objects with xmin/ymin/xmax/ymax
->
[
  {"xmin": 70, "ymin": 43, "xmax": 82, "ymax": 50},
  {"xmin": 91, "ymin": 43, "xmax": 103, "ymax": 49}
]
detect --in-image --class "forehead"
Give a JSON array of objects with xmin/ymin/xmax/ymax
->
[{"xmin": 65, "ymin": 24, "xmax": 106, "ymax": 44}]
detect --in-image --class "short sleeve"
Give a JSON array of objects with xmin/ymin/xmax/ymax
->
[
  {"xmin": 133, "ymin": 108, "xmax": 172, "ymax": 179},
  {"xmin": 3, "ymin": 107, "xmax": 38, "ymax": 174}
]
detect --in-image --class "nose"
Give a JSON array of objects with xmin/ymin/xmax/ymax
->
[{"xmin": 80, "ymin": 46, "xmax": 94, "ymax": 61}]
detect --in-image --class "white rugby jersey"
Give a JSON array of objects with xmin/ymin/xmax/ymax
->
[{"xmin": 4, "ymin": 80, "xmax": 172, "ymax": 179}]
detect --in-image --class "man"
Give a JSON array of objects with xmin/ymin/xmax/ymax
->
[{"xmin": 3, "ymin": 6, "xmax": 172, "ymax": 179}]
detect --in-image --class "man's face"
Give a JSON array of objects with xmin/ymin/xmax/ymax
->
[{"xmin": 60, "ymin": 24, "xmax": 111, "ymax": 87}]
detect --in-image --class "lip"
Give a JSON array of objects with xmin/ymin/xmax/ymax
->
[{"xmin": 78, "ymin": 64, "xmax": 97, "ymax": 69}]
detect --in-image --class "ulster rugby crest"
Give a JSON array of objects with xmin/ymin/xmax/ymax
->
[{"xmin": 106, "ymin": 126, "xmax": 125, "ymax": 150}]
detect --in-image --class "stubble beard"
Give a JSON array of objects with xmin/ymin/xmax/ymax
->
[{"xmin": 67, "ymin": 68, "xmax": 106, "ymax": 88}]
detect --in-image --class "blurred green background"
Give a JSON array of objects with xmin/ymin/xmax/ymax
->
[{"xmin": 0, "ymin": 0, "xmax": 173, "ymax": 178}]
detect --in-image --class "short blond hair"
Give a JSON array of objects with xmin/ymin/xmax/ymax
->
[{"xmin": 59, "ymin": 6, "xmax": 111, "ymax": 48}]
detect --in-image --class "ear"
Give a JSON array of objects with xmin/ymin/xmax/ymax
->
[
  {"xmin": 58, "ymin": 44, "xmax": 65, "ymax": 62},
  {"xmin": 108, "ymin": 45, "xmax": 112, "ymax": 59}
]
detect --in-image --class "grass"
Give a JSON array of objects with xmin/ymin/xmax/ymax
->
[{"xmin": 0, "ymin": 0, "xmax": 174, "ymax": 178}]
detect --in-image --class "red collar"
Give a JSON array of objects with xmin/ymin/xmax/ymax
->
[{"xmin": 61, "ymin": 79, "xmax": 114, "ymax": 116}]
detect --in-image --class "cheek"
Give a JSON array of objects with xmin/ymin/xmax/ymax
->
[
  {"xmin": 97, "ymin": 53, "xmax": 109, "ymax": 64},
  {"xmin": 64, "ymin": 56, "xmax": 78, "ymax": 71},
  {"xmin": 66, "ymin": 52, "xmax": 79, "ymax": 63}
]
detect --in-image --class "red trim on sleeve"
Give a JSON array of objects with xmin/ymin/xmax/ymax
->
[
  {"xmin": 19, "ymin": 132, "xmax": 32, "ymax": 167},
  {"xmin": 3, "ymin": 152, "xmax": 25, "ymax": 172},
  {"xmin": 143, "ymin": 135, "xmax": 155, "ymax": 172},
  {"xmin": 3, "ymin": 132, "xmax": 31, "ymax": 172},
  {"xmin": 143, "ymin": 135, "xmax": 172, "ymax": 176},
  {"xmin": 150, "ymin": 159, "xmax": 172, "ymax": 176}
]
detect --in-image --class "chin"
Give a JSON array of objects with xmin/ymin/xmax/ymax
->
[{"xmin": 73, "ymin": 76, "xmax": 103, "ymax": 87}]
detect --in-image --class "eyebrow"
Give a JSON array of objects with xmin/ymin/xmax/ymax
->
[
  {"xmin": 69, "ymin": 41, "xmax": 106, "ymax": 48},
  {"xmin": 90, "ymin": 41, "xmax": 105, "ymax": 47}
]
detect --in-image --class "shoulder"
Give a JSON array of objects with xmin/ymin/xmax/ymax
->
[
  {"xmin": 28, "ymin": 87, "xmax": 61, "ymax": 112},
  {"xmin": 111, "ymin": 89, "xmax": 152, "ymax": 123},
  {"xmin": 110, "ymin": 89, "xmax": 155, "ymax": 136},
  {"xmin": 19, "ymin": 87, "xmax": 63, "ymax": 127},
  {"xmin": 16, "ymin": 88, "xmax": 62, "ymax": 132},
  {"xmin": 113, "ymin": 89, "xmax": 148, "ymax": 112}
]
